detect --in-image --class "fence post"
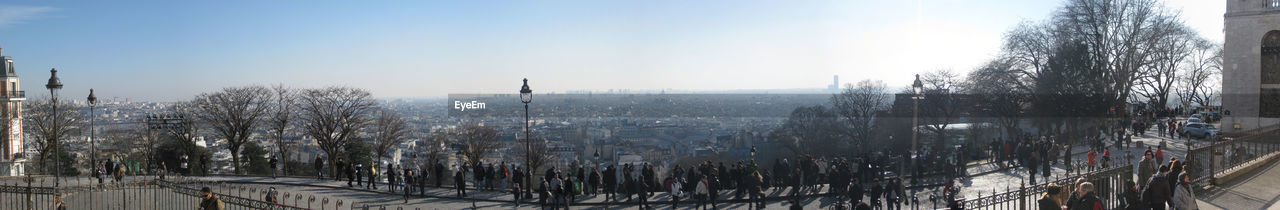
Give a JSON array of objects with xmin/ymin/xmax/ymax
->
[{"xmin": 1019, "ymin": 180, "xmax": 1026, "ymax": 210}]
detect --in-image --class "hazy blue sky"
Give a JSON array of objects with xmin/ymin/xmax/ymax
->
[{"xmin": 0, "ymin": 0, "xmax": 1224, "ymax": 101}]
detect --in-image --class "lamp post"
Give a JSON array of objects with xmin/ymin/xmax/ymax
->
[
  {"xmin": 87, "ymin": 89, "xmax": 96, "ymax": 178},
  {"xmin": 908, "ymin": 74, "xmax": 923, "ymax": 183},
  {"xmin": 519, "ymin": 78, "xmax": 533, "ymax": 197},
  {"xmin": 45, "ymin": 68, "xmax": 63, "ymax": 186}
]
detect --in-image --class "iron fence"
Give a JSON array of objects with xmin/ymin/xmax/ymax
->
[
  {"xmin": 0, "ymin": 176, "xmax": 321, "ymax": 210},
  {"xmin": 1186, "ymin": 128, "xmax": 1280, "ymax": 188},
  {"xmin": 962, "ymin": 163, "xmax": 1133, "ymax": 210}
]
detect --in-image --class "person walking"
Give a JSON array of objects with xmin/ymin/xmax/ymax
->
[{"xmin": 695, "ymin": 175, "xmax": 710, "ymax": 210}]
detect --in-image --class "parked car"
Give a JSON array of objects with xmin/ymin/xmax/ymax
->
[
  {"xmin": 1183, "ymin": 123, "xmax": 1219, "ymax": 139},
  {"xmin": 1187, "ymin": 118, "xmax": 1202, "ymax": 124}
]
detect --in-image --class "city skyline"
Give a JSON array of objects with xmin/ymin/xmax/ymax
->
[{"xmin": 0, "ymin": 0, "xmax": 1224, "ymax": 101}]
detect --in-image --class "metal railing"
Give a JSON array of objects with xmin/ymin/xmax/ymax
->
[
  {"xmin": 962, "ymin": 163, "xmax": 1133, "ymax": 210},
  {"xmin": 1187, "ymin": 128, "xmax": 1280, "ymax": 188},
  {"xmin": 0, "ymin": 176, "xmax": 315, "ymax": 210},
  {"xmin": 1, "ymin": 91, "xmax": 22, "ymax": 98}
]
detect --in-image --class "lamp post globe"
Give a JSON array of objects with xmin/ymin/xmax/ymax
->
[
  {"xmin": 45, "ymin": 68, "xmax": 63, "ymax": 186},
  {"xmin": 519, "ymin": 78, "xmax": 533, "ymax": 196},
  {"xmin": 88, "ymin": 89, "xmax": 97, "ymax": 177},
  {"xmin": 908, "ymin": 74, "xmax": 924, "ymax": 183}
]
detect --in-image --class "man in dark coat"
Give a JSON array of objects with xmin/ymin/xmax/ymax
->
[
  {"xmin": 1141, "ymin": 165, "xmax": 1172, "ymax": 210},
  {"xmin": 455, "ymin": 169, "xmax": 467, "ymax": 197}
]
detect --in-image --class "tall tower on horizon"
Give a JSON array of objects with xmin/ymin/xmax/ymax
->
[{"xmin": 829, "ymin": 75, "xmax": 839, "ymax": 91}]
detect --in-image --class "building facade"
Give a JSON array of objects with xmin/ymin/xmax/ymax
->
[
  {"xmin": 1223, "ymin": 0, "xmax": 1280, "ymax": 131},
  {"xmin": 0, "ymin": 46, "xmax": 27, "ymax": 176}
]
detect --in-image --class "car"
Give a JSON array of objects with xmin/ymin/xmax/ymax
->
[
  {"xmin": 1187, "ymin": 118, "xmax": 1202, "ymax": 124},
  {"xmin": 1183, "ymin": 123, "xmax": 1219, "ymax": 139},
  {"xmin": 1190, "ymin": 113, "xmax": 1203, "ymax": 120}
]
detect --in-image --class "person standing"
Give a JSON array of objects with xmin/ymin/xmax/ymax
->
[
  {"xmin": 1038, "ymin": 183, "xmax": 1064, "ymax": 210},
  {"xmin": 402, "ymin": 170, "xmax": 412, "ymax": 202},
  {"xmin": 368, "ymin": 161, "xmax": 378, "ymax": 190},
  {"xmin": 1069, "ymin": 182, "xmax": 1102, "ymax": 210},
  {"xmin": 313, "ymin": 155, "xmax": 324, "ymax": 180},
  {"xmin": 387, "ymin": 163, "xmax": 397, "ymax": 193},
  {"xmin": 1138, "ymin": 150, "xmax": 1156, "ymax": 189},
  {"xmin": 198, "ymin": 187, "xmax": 225, "ymax": 210},
  {"xmin": 269, "ymin": 156, "xmax": 279, "ymax": 179},
  {"xmin": 1087, "ymin": 149, "xmax": 1097, "ymax": 171},
  {"xmin": 1171, "ymin": 172, "xmax": 1198, "ymax": 210},
  {"xmin": 455, "ymin": 168, "xmax": 467, "ymax": 197}
]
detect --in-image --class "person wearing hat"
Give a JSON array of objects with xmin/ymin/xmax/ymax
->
[{"xmin": 198, "ymin": 186, "xmax": 224, "ymax": 210}]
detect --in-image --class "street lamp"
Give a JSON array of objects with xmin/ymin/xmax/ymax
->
[
  {"xmin": 87, "ymin": 89, "xmax": 96, "ymax": 179},
  {"xmin": 519, "ymin": 78, "xmax": 533, "ymax": 196},
  {"xmin": 45, "ymin": 68, "xmax": 63, "ymax": 186},
  {"xmin": 908, "ymin": 74, "xmax": 923, "ymax": 183}
]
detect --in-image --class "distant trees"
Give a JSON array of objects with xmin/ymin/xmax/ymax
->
[
  {"xmin": 769, "ymin": 105, "xmax": 844, "ymax": 156},
  {"xmin": 516, "ymin": 134, "xmax": 554, "ymax": 175},
  {"xmin": 447, "ymin": 123, "xmax": 501, "ymax": 168},
  {"xmin": 191, "ymin": 85, "xmax": 273, "ymax": 174},
  {"xmin": 965, "ymin": 58, "xmax": 1030, "ymax": 141},
  {"xmin": 267, "ymin": 84, "xmax": 298, "ymax": 175},
  {"xmin": 1177, "ymin": 40, "xmax": 1223, "ymax": 108},
  {"xmin": 370, "ymin": 108, "xmax": 410, "ymax": 165},
  {"xmin": 918, "ymin": 69, "xmax": 965, "ymax": 151},
  {"xmin": 298, "ymin": 86, "xmax": 378, "ymax": 178},
  {"xmin": 23, "ymin": 97, "xmax": 82, "ymax": 175},
  {"xmin": 830, "ymin": 79, "xmax": 890, "ymax": 153}
]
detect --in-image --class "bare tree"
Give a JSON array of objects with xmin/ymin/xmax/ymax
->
[
  {"xmin": 191, "ymin": 86, "xmax": 273, "ymax": 174},
  {"xmin": 1178, "ymin": 40, "xmax": 1223, "ymax": 107},
  {"xmin": 830, "ymin": 79, "xmax": 890, "ymax": 153},
  {"xmin": 1052, "ymin": 0, "xmax": 1185, "ymax": 110},
  {"xmin": 920, "ymin": 69, "xmax": 964, "ymax": 150},
  {"xmin": 23, "ymin": 97, "xmax": 83, "ymax": 172},
  {"xmin": 370, "ymin": 107, "xmax": 410, "ymax": 164},
  {"xmin": 1135, "ymin": 22, "xmax": 1196, "ymax": 108},
  {"xmin": 447, "ymin": 123, "xmax": 501, "ymax": 167},
  {"xmin": 516, "ymin": 134, "xmax": 554, "ymax": 175},
  {"xmin": 298, "ymin": 86, "xmax": 377, "ymax": 178},
  {"xmin": 267, "ymin": 84, "xmax": 297, "ymax": 175},
  {"xmin": 966, "ymin": 57, "xmax": 1031, "ymax": 140}
]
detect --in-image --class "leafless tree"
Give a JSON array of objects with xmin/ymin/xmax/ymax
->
[
  {"xmin": 830, "ymin": 79, "xmax": 890, "ymax": 153},
  {"xmin": 1052, "ymin": 0, "xmax": 1184, "ymax": 109},
  {"xmin": 516, "ymin": 134, "xmax": 554, "ymax": 174},
  {"xmin": 23, "ymin": 97, "xmax": 82, "ymax": 171},
  {"xmin": 1177, "ymin": 40, "xmax": 1223, "ymax": 107},
  {"xmin": 298, "ymin": 86, "xmax": 377, "ymax": 178},
  {"xmin": 370, "ymin": 107, "xmax": 410, "ymax": 164},
  {"xmin": 446, "ymin": 123, "xmax": 501, "ymax": 167},
  {"xmin": 920, "ymin": 69, "xmax": 964, "ymax": 150},
  {"xmin": 267, "ymin": 84, "xmax": 297, "ymax": 174},
  {"xmin": 191, "ymin": 85, "xmax": 273, "ymax": 174},
  {"xmin": 966, "ymin": 57, "xmax": 1031, "ymax": 140},
  {"xmin": 1135, "ymin": 21, "xmax": 1197, "ymax": 108}
]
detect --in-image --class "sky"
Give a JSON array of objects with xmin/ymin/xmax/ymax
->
[{"xmin": 0, "ymin": 0, "xmax": 1225, "ymax": 102}]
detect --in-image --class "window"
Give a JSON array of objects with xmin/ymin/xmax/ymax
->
[{"xmin": 1263, "ymin": 31, "xmax": 1280, "ymax": 118}]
